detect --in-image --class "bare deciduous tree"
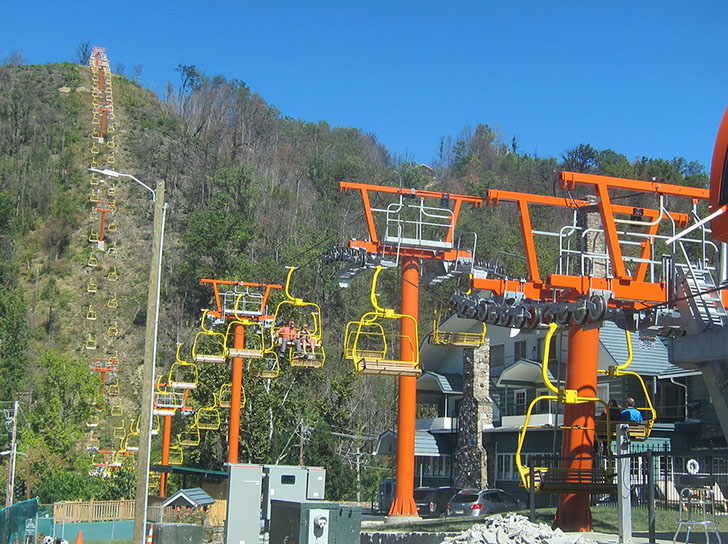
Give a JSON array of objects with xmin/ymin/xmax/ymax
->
[
  {"xmin": 76, "ymin": 42, "xmax": 90, "ymax": 65},
  {"xmin": 133, "ymin": 64, "xmax": 143, "ymax": 84},
  {"xmin": 2, "ymin": 50, "xmax": 25, "ymax": 66},
  {"xmin": 114, "ymin": 61, "xmax": 125, "ymax": 76}
]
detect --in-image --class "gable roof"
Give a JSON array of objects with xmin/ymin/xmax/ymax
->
[
  {"xmin": 599, "ymin": 321, "xmax": 675, "ymax": 376},
  {"xmin": 375, "ymin": 430, "xmax": 453, "ymax": 457},
  {"xmin": 417, "ymin": 372, "xmax": 463, "ymax": 394},
  {"xmin": 161, "ymin": 487, "xmax": 215, "ymax": 508}
]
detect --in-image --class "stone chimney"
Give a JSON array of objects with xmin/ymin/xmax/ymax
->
[{"xmin": 452, "ymin": 339, "xmax": 494, "ymax": 488}]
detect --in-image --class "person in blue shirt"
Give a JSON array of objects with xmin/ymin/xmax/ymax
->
[{"xmin": 620, "ymin": 397, "xmax": 643, "ymax": 422}]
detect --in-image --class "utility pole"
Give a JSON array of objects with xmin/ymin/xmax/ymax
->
[
  {"xmin": 5, "ymin": 401, "xmax": 18, "ymax": 507},
  {"xmin": 133, "ymin": 180, "xmax": 166, "ymax": 544}
]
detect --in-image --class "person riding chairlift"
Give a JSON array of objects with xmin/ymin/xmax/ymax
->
[
  {"xmin": 299, "ymin": 323, "xmax": 316, "ymax": 359},
  {"xmin": 276, "ymin": 320, "xmax": 303, "ymax": 358}
]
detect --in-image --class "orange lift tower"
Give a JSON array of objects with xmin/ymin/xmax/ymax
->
[
  {"xmin": 196, "ymin": 279, "xmax": 281, "ymax": 464},
  {"xmin": 157, "ymin": 279, "xmax": 281, "ymax": 496},
  {"xmin": 452, "ymin": 173, "xmax": 709, "ymax": 531},
  {"xmin": 336, "ymin": 182, "xmax": 482, "ymax": 516}
]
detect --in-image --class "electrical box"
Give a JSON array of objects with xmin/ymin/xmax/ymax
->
[
  {"xmin": 270, "ymin": 500, "xmax": 362, "ymax": 544},
  {"xmin": 307, "ymin": 468, "xmax": 326, "ymax": 500},
  {"xmin": 263, "ymin": 465, "xmax": 310, "ymax": 527},
  {"xmin": 224, "ymin": 464, "xmax": 263, "ymax": 544}
]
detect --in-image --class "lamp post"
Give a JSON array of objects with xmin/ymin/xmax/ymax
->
[{"xmin": 88, "ymin": 167, "xmax": 167, "ymax": 543}]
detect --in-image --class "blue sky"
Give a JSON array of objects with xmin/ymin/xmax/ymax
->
[{"xmin": 3, "ymin": 2, "xmax": 727, "ymax": 171}]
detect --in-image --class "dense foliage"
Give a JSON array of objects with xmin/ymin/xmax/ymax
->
[{"xmin": 0, "ymin": 58, "xmax": 709, "ymax": 504}]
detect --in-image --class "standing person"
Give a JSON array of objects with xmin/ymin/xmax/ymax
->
[
  {"xmin": 276, "ymin": 320, "xmax": 302, "ymax": 357},
  {"xmin": 620, "ymin": 397, "xmax": 643, "ymax": 422}
]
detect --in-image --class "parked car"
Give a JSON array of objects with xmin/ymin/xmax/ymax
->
[
  {"xmin": 414, "ymin": 487, "xmax": 459, "ymax": 518},
  {"xmin": 446, "ymin": 488, "xmax": 524, "ymax": 517}
]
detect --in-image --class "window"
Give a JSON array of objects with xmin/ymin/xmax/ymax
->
[
  {"xmin": 496, "ymin": 454, "xmax": 517, "ymax": 480},
  {"xmin": 596, "ymin": 383, "xmax": 610, "ymax": 416},
  {"xmin": 514, "ymin": 389, "xmax": 527, "ymax": 416},
  {"xmin": 491, "ymin": 344, "xmax": 505, "ymax": 367},
  {"xmin": 535, "ymin": 387, "xmax": 553, "ymax": 413},
  {"xmin": 514, "ymin": 340, "xmax": 527, "ymax": 361},
  {"xmin": 537, "ymin": 334, "xmax": 557, "ymax": 362}
]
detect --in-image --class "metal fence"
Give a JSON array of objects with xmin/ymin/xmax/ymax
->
[
  {"xmin": 0, "ymin": 498, "xmax": 38, "ymax": 544},
  {"xmin": 593, "ymin": 445, "xmax": 728, "ymax": 511}
]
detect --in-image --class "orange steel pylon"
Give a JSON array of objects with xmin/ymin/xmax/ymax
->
[
  {"xmin": 338, "ymin": 181, "xmax": 482, "ymax": 516},
  {"xmin": 466, "ymin": 172, "xmax": 709, "ymax": 530}
]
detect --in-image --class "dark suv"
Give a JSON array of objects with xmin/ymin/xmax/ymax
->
[{"xmin": 414, "ymin": 487, "xmax": 458, "ymax": 518}]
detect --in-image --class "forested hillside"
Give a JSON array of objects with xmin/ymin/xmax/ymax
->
[{"xmin": 0, "ymin": 59, "xmax": 708, "ymax": 504}]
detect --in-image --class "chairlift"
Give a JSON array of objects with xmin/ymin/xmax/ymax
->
[
  {"xmin": 87, "ymin": 253, "xmax": 99, "ymax": 267},
  {"xmin": 348, "ymin": 266, "xmax": 420, "ymax": 376},
  {"xmin": 107, "ymin": 322, "xmax": 119, "ymax": 337},
  {"xmin": 178, "ymin": 424, "xmax": 201, "ymax": 447},
  {"xmin": 271, "ymin": 267, "xmax": 325, "ymax": 368},
  {"xmin": 192, "ymin": 310, "xmax": 228, "ymax": 363},
  {"xmin": 168, "ymin": 344, "xmax": 199, "ymax": 389},
  {"xmin": 107, "ymin": 380, "xmax": 120, "ymax": 396},
  {"xmin": 430, "ymin": 299, "xmax": 486, "ymax": 347},
  {"xmin": 595, "ymin": 330, "xmax": 657, "ymax": 443},
  {"xmin": 218, "ymin": 383, "xmax": 245, "ymax": 409},
  {"xmin": 107, "ymin": 266, "xmax": 118, "ymax": 281},
  {"xmin": 112, "ymin": 421, "xmax": 126, "ymax": 440},
  {"xmin": 110, "ymin": 399, "xmax": 123, "ymax": 417},
  {"xmin": 85, "ymin": 333, "xmax": 97, "ymax": 350},
  {"xmin": 247, "ymin": 351, "xmax": 280, "ymax": 379},
  {"xmin": 124, "ymin": 430, "xmax": 140, "ymax": 452},
  {"xmin": 514, "ymin": 322, "xmax": 612, "ymax": 495},
  {"xmin": 107, "ymin": 293, "xmax": 118, "ymax": 309},
  {"xmin": 153, "ymin": 378, "xmax": 184, "ymax": 416},
  {"xmin": 196, "ymin": 395, "xmax": 221, "ymax": 430},
  {"xmin": 86, "ymin": 305, "xmax": 98, "ymax": 320},
  {"xmin": 167, "ymin": 442, "xmax": 183, "ymax": 465},
  {"xmin": 86, "ymin": 414, "xmax": 99, "ymax": 428},
  {"xmin": 87, "ymin": 277, "xmax": 98, "ymax": 293},
  {"xmin": 225, "ymin": 316, "xmax": 266, "ymax": 360}
]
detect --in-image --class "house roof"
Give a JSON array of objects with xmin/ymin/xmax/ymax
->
[
  {"xmin": 599, "ymin": 321, "xmax": 675, "ymax": 376},
  {"xmin": 375, "ymin": 430, "xmax": 453, "ymax": 457},
  {"xmin": 161, "ymin": 487, "xmax": 215, "ymax": 508},
  {"xmin": 495, "ymin": 359, "xmax": 556, "ymax": 388},
  {"xmin": 417, "ymin": 372, "xmax": 463, "ymax": 394}
]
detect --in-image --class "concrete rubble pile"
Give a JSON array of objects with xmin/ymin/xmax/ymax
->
[{"xmin": 441, "ymin": 513, "xmax": 596, "ymax": 544}]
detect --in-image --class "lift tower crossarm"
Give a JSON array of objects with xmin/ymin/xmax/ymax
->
[
  {"xmin": 339, "ymin": 181, "xmax": 482, "ymax": 250},
  {"xmin": 560, "ymin": 171, "xmax": 710, "ymax": 200},
  {"xmin": 199, "ymin": 279, "xmax": 282, "ymax": 321},
  {"xmin": 485, "ymin": 188, "xmax": 691, "ymax": 288}
]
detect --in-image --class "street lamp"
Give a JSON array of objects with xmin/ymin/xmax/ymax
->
[{"xmin": 89, "ymin": 167, "xmax": 167, "ymax": 543}]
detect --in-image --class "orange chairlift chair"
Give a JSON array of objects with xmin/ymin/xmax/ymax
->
[{"xmin": 346, "ymin": 266, "xmax": 420, "ymax": 377}]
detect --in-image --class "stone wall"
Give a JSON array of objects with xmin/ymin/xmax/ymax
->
[{"xmin": 452, "ymin": 339, "xmax": 494, "ymax": 489}]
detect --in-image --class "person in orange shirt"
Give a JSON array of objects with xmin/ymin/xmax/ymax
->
[{"xmin": 276, "ymin": 320, "xmax": 302, "ymax": 357}]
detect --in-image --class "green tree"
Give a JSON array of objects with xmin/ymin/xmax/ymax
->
[{"xmin": 28, "ymin": 350, "xmax": 101, "ymax": 455}]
